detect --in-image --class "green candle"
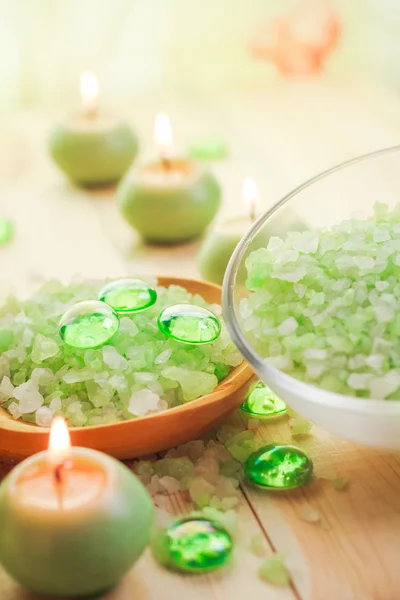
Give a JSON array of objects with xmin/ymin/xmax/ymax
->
[
  {"xmin": 0, "ymin": 418, "xmax": 154, "ymax": 597},
  {"xmin": 198, "ymin": 178, "xmax": 308, "ymax": 285},
  {"xmin": 49, "ymin": 72, "xmax": 139, "ymax": 187},
  {"xmin": 117, "ymin": 113, "xmax": 221, "ymax": 243},
  {"xmin": 198, "ymin": 177, "xmax": 259, "ymax": 284}
]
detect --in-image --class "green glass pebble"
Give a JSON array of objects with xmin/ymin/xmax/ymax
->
[
  {"xmin": 59, "ymin": 300, "xmax": 120, "ymax": 349},
  {"xmin": 240, "ymin": 381, "xmax": 286, "ymax": 419},
  {"xmin": 187, "ymin": 138, "xmax": 228, "ymax": 161},
  {"xmin": 99, "ymin": 278, "xmax": 157, "ymax": 313},
  {"xmin": 158, "ymin": 304, "xmax": 221, "ymax": 344},
  {"xmin": 163, "ymin": 517, "xmax": 233, "ymax": 573},
  {"xmin": 244, "ymin": 444, "xmax": 313, "ymax": 490},
  {"xmin": 0, "ymin": 218, "xmax": 14, "ymax": 246}
]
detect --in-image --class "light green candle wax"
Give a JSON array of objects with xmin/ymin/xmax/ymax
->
[
  {"xmin": 198, "ymin": 215, "xmax": 253, "ymax": 285},
  {"xmin": 117, "ymin": 158, "xmax": 221, "ymax": 243},
  {"xmin": 49, "ymin": 72, "xmax": 139, "ymax": 187},
  {"xmin": 0, "ymin": 443, "xmax": 154, "ymax": 596}
]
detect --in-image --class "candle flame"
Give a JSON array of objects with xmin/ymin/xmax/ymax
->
[
  {"xmin": 155, "ymin": 112, "xmax": 173, "ymax": 159},
  {"xmin": 48, "ymin": 416, "xmax": 71, "ymax": 466},
  {"xmin": 242, "ymin": 177, "xmax": 260, "ymax": 221},
  {"xmin": 80, "ymin": 71, "xmax": 99, "ymax": 116}
]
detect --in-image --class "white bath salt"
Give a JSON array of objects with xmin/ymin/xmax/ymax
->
[
  {"xmin": 303, "ymin": 348, "xmax": 328, "ymax": 361},
  {"xmin": 8, "ymin": 402, "xmax": 22, "ymax": 420},
  {"xmin": 13, "ymin": 380, "xmax": 44, "ymax": 413},
  {"xmin": 154, "ymin": 349, "xmax": 172, "ymax": 365},
  {"xmin": 277, "ymin": 317, "xmax": 298, "ymax": 336},
  {"xmin": 0, "ymin": 376, "xmax": 14, "ymax": 404},
  {"xmin": 128, "ymin": 389, "xmax": 160, "ymax": 417},
  {"xmin": 347, "ymin": 373, "xmax": 373, "ymax": 391},
  {"xmin": 267, "ymin": 236, "xmax": 284, "ymax": 252},
  {"xmin": 102, "ymin": 346, "xmax": 128, "ymax": 370},
  {"xmin": 35, "ymin": 406, "xmax": 53, "ymax": 427}
]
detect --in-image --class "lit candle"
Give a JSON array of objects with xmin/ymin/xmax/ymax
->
[
  {"xmin": 0, "ymin": 417, "xmax": 153, "ymax": 596},
  {"xmin": 197, "ymin": 177, "xmax": 261, "ymax": 285},
  {"xmin": 117, "ymin": 113, "xmax": 221, "ymax": 243},
  {"xmin": 49, "ymin": 72, "xmax": 139, "ymax": 187}
]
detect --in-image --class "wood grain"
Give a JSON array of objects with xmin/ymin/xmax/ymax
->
[{"xmin": 1, "ymin": 80, "xmax": 400, "ymax": 599}]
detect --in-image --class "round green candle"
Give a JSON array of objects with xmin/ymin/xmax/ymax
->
[
  {"xmin": 49, "ymin": 72, "xmax": 139, "ymax": 187},
  {"xmin": 198, "ymin": 215, "xmax": 253, "ymax": 284},
  {"xmin": 0, "ymin": 422, "xmax": 154, "ymax": 596},
  {"xmin": 117, "ymin": 113, "xmax": 221, "ymax": 243}
]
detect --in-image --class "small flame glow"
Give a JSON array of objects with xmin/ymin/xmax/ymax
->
[
  {"xmin": 242, "ymin": 177, "xmax": 260, "ymax": 220},
  {"xmin": 154, "ymin": 112, "xmax": 173, "ymax": 158},
  {"xmin": 48, "ymin": 416, "xmax": 71, "ymax": 466},
  {"xmin": 80, "ymin": 71, "xmax": 99, "ymax": 115}
]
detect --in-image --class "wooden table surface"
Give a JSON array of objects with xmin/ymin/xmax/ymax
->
[{"xmin": 1, "ymin": 78, "xmax": 400, "ymax": 600}]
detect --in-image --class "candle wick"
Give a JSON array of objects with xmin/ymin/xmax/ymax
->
[{"xmin": 53, "ymin": 460, "xmax": 66, "ymax": 509}]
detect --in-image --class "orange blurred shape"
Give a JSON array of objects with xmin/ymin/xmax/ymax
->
[{"xmin": 251, "ymin": 0, "xmax": 341, "ymax": 75}]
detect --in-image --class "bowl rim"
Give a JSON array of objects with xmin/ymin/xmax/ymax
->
[{"xmin": 223, "ymin": 145, "xmax": 400, "ymax": 414}]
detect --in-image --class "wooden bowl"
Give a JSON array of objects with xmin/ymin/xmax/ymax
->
[{"xmin": 0, "ymin": 277, "xmax": 254, "ymax": 460}]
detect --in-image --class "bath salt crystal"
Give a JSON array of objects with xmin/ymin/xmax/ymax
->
[
  {"xmin": 373, "ymin": 228, "xmax": 391, "ymax": 243},
  {"xmin": 292, "ymin": 231, "xmax": 319, "ymax": 254},
  {"xmin": 155, "ymin": 349, "xmax": 172, "ymax": 365},
  {"xmin": 272, "ymin": 268, "xmax": 306, "ymax": 283},
  {"xmin": 258, "ymin": 553, "xmax": 291, "ymax": 587},
  {"xmin": 300, "ymin": 505, "xmax": 321, "ymax": 523},
  {"xmin": 31, "ymin": 334, "xmax": 59, "ymax": 362},
  {"xmin": 49, "ymin": 397, "xmax": 62, "ymax": 412},
  {"xmin": 365, "ymin": 354, "xmax": 385, "ymax": 371},
  {"xmin": 13, "ymin": 380, "xmax": 44, "ymax": 413},
  {"xmin": 35, "ymin": 406, "xmax": 53, "ymax": 427},
  {"xmin": 375, "ymin": 281, "xmax": 389, "ymax": 292},
  {"xmin": 0, "ymin": 376, "xmax": 14, "ymax": 403},
  {"xmin": 128, "ymin": 389, "xmax": 160, "ymax": 417},
  {"xmin": 162, "ymin": 367, "xmax": 217, "ymax": 401},
  {"xmin": 303, "ymin": 348, "xmax": 328, "ymax": 361},
  {"xmin": 63, "ymin": 367, "xmax": 95, "ymax": 384},
  {"xmin": 31, "ymin": 368, "xmax": 55, "ymax": 386},
  {"xmin": 267, "ymin": 355, "xmax": 293, "ymax": 370},
  {"xmin": 347, "ymin": 373, "xmax": 373, "ymax": 390},
  {"xmin": 250, "ymin": 534, "xmax": 267, "ymax": 556},
  {"xmin": 102, "ymin": 346, "xmax": 127, "ymax": 370},
  {"xmin": 277, "ymin": 317, "xmax": 298, "ymax": 336},
  {"xmin": 119, "ymin": 317, "xmax": 139, "ymax": 336},
  {"xmin": 373, "ymin": 305, "xmax": 395, "ymax": 323},
  {"xmin": 8, "ymin": 401, "xmax": 21, "ymax": 419},
  {"xmin": 293, "ymin": 283, "xmax": 306, "ymax": 298},
  {"xmin": 159, "ymin": 476, "xmax": 180, "ymax": 494},
  {"xmin": 369, "ymin": 372, "xmax": 400, "ymax": 398},
  {"xmin": 135, "ymin": 372, "xmax": 157, "ymax": 384},
  {"xmin": 267, "ymin": 236, "xmax": 284, "ymax": 252}
]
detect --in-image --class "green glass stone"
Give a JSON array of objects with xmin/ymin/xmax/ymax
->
[
  {"xmin": 0, "ymin": 218, "xmax": 13, "ymax": 246},
  {"xmin": 99, "ymin": 278, "xmax": 157, "ymax": 313},
  {"xmin": 187, "ymin": 138, "xmax": 228, "ymax": 161},
  {"xmin": 163, "ymin": 517, "xmax": 233, "ymax": 573},
  {"xmin": 59, "ymin": 300, "xmax": 120, "ymax": 349},
  {"xmin": 240, "ymin": 381, "xmax": 286, "ymax": 419},
  {"xmin": 244, "ymin": 444, "xmax": 313, "ymax": 490},
  {"xmin": 158, "ymin": 304, "xmax": 221, "ymax": 344}
]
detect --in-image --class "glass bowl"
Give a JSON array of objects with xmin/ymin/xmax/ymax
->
[{"xmin": 223, "ymin": 146, "xmax": 400, "ymax": 449}]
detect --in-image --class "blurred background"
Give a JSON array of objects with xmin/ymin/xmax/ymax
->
[
  {"xmin": 1, "ymin": 0, "xmax": 400, "ymax": 296},
  {"xmin": 0, "ymin": 0, "xmax": 399, "ymax": 109}
]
